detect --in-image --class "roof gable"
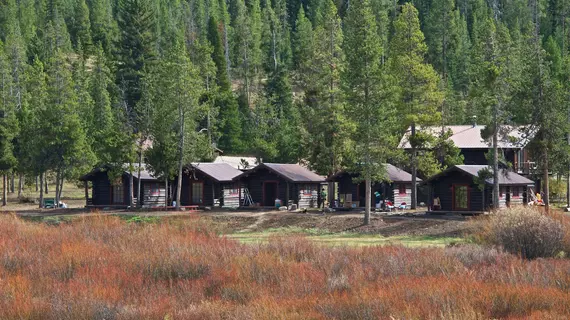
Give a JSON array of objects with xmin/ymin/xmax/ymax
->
[
  {"xmin": 329, "ymin": 164, "xmax": 419, "ymax": 183},
  {"xmin": 422, "ymin": 165, "xmax": 535, "ymax": 186},
  {"xmin": 190, "ymin": 163, "xmax": 244, "ymax": 182},
  {"xmin": 213, "ymin": 156, "xmax": 259, "ymax": 170},
  {"xmin": 235, "ymin": 163, "xmax": 326, "ymax": 182}
]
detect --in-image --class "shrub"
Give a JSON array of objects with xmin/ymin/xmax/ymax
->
[{"xmin": 478, "ymin": 207, "xmax": 566, "ymax": 259}]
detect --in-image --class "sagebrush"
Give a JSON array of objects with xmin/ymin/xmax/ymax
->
[
  {"xmin": 1, "ymin": 214, "xmax": 570, "ymax": 319},
  {"xmin": 475, "ymin": 207, "xmax": 568, "ymax": 259}
]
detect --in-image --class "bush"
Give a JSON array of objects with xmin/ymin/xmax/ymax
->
[{"xmin": 479, "ymin": 207, "xmax": 566, "ymax": 259}]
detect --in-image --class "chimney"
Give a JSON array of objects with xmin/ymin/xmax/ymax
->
[{"xmin": 471, "ymin": 116, "xmax": 477, "ymax": 128}]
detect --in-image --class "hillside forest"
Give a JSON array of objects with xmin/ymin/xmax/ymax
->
[{"xmin": 0, "ymin": 0, "xmax": 570, "ymax": 208}]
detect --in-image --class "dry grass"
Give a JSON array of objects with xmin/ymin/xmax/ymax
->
[
  {"xmin": 473, "ymin": 207, "xmax": 570, "ymax": 259},
  {"xmin": 1, "ymin": 213, "xmax": 570, "ymax": 319}
]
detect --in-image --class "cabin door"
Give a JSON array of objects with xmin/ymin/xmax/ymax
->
[
  {"xmin": 452, "ymin": 185, "xmax": 469, "ymax": 211},
  {"xmin": 263, "ymin": 182, "xmax": 278, "ymax": 206},
  {"xmin": 191, "ymin": 182, "xmax": 204, "ymax": 205}
]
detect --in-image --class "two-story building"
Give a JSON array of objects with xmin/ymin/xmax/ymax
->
[{"xmin": 399, "ymin": 125, "xmax": 536, "ymax": 176}]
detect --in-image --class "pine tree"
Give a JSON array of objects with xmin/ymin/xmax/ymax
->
[
  {"xmin": 292, "ymin": 6, "xmax": 314, "ymax": 85},
  {"xmin": 343, "ymin": 0, "xmax": 397, "ymax": 225},
  {"xmin": 390, "ymin": 3, "xmax": 443, "ymax": 209},
  {"xmin": 88, "ymin": 0, "xmax": 118, "ymax": 54},
  {"xmin": 207, "ymin": 16, "xmax": 231, "ymax": 91},
  {"xmin": 0, "ymin": 41, "xmax": 18, "ymax": 206},
  {"xmin": 90, "ymin": 45, "xmax": 124, "ymax": 165},
  {"xmin": 301, "ymin": 0, "xmax": 348, "ymax": 180},
  {"xmin": 70, "ymin": 0, "xmax": 93, "ymax": 54},
  {"xmin": 144, "ymin": 42, "xmax": 203, "ymax": 210},
  {"xmin": 43, "ymin": 50, "xmax": 95, "ymax": 205},
  {"xmin": 116, "ymin": 0, "xmax": 157, "ymax": 206}
]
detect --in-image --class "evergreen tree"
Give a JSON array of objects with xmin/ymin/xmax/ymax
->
[
  {"xmin": 69, "ymin": 0, "xmax": 92, "ymax": 54},
  {"xmin": 207, "ymin": 16, "xmax": 231, "ymax": 91},
  {"xmin": 88, "ymin": 0, "xmax": 118, "ymax": 54},
  {"xmin": 292, "ymin": 6, "xmax": 314, "ymax": 84},
  {"xmin": 301, "ymin": 0, "xmax": 348, "ymax": 180},
  {"xmin": 343, "ymin": 0, "xmax": 397, "ymax": 225},
  {"xmin": 43, "ymin": 50, "xmax": 95, "ymax": 205},
  {"xmin": 390, "ymin": 3, "xmax": 443, "ymax": 209},
  {"xmin": 0, "ymin": 41, "xmax": 18, "ymax": 206},
  {"xmin": 116, "ymin": 0, "xmax": 157, "ymax": 206},
  {"xmin": 144, "ymin": 42, "xmax": 203, "ymax": 210},
  {"xmin": 90, "ymin": 45, "xmax": 125, "ymax": 165}
]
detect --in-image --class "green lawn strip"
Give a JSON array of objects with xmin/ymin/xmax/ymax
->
[{"xmin": 225, "ymin": 228, "xmax": 463, "ymax": 247}]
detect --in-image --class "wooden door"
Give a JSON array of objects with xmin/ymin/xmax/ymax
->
[{"xmin": 452, "ymin": 184, "xmax": 469, "ymax": 211}]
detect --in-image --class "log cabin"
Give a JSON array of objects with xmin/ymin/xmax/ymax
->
[
  {"xmin": 421, "ymin": 165, "xmax": 535, "ymax": 212},
  {"xmin": 179, "ymin": 163, "xmax": 244, "ymax": 207},
  {"xmin": 327, "ymin": 164, "xmax": 419, "ymax": 208},
  {"xmin": 80, "ymin": 165, "xmax": 166, "ymax": 208},
  {"xmin": 233, "ymin": 163, "xmax": 326, "ymax": 208}
]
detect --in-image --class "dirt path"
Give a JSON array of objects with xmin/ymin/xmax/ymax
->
[{"xmin": 6, "ymin": 205, "xmax": 474, "ymax": 238}]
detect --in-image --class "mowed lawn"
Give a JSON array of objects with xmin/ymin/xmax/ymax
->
[{"xmin": 227, "ymin": 228, "xmax": 463, "ymax": 247}]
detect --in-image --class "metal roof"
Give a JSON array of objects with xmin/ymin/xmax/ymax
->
[
  {"xmin": 80, "ymin": 164, "xmax": 161, "ymax": 181},
  {"xmin": 399, "ymin": 125, "xmax": 533, "ymax": 149},
  {"xmin": 422, "ymin": 165, "xmax": 535, "ymax": 186},
  {"xmin": 328, "ymin": 164, "xmax": 419, "ymax": 183},
  {"xmin": 190, "ymin": 163, "xmax": 244, "ymax": 182},
  {"xmin": 213, "ymin": 156, "xmax": 259, "ymax": 170},
  {"xmin": 385, "ymin": 164, "xmax": 419, "ymax": 182},
  {"xmin": 235, "ymin": 163, "xmax": 326, "ymax": 183}
]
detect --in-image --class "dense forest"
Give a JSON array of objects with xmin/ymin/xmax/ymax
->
[{"xmin": 0, "ymin": 0, "xmax": 569, "ymax": 209}]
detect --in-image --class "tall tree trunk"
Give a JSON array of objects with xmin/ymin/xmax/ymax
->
[
  {"xmin": 35, "ymin": 175, "xmax": 38, "ymax": 192},
  {"xmin": 176, "ymin": 110, "xmax": 185, "ymax": 211},
  {"xmin": 492, "ymin": 106, "xmax": 499, "ymax": 210},
  {"xmin": 137, "ymin": 142, "xmax": 143, "ymax": 208},
  {"xmin": 2, "ymin": 174, "xmax": 6, "ymax": 206},
  {"xmin": 55, "ymin": 169, "xmax": 61, "ymax": 207},
  {"xmin": 58, "ymin": 173, "xmax": 64, "ymax": 203},
  {"xmin": 165, "ymin": 177, "xmax": 169, "ymax": 207},
  {"xmin": 128, "ymin": 163, "xmax": 134, "ymax": 207},
  {"xmin": 18, "ymin": 174, "xmax": 23, "ymax": 199},
  {"xmin": 542, "ymin": 148, "xmax": 550, "ymax": 213},
  {"xmin": 364, "ymin": 177, "xmax": 371, "ymax": 225},
  {"xmin": 44, "ymin": 177, "xmax": 49, "ymax": 194},
  {"xmin": 411, "ymin": 124, "xmax": 417, "ymax": 209},
  {"xmin": 39, "ymin": 172, "xmax": 44, "ymax": 209},
  {"xmin": 10, "ymin": 172, "xmax": 14, "ymax": 193},
  {"xmin": 492, "ymin": 127, "xmax": 499, "ymax": 209},
  {"xmin": 223, "ymin": 24, "xmax": 231, "ymax": 81}
]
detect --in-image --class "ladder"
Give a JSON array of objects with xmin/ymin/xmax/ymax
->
[{"xmin": 242, "ymin": 188, "xmax": 254, "ymax": 206}]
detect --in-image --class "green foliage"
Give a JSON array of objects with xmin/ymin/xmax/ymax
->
[{"xmin": 1, "ymin": 0, "xmax": 570, "ymax": 204}]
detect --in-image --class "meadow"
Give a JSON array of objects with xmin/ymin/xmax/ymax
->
[{"xmin": 1, "ymin": 213, "xmax": 570, "ymax": 319}]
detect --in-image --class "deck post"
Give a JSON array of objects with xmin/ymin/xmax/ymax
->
[
  {"xmin": 239, "ymin": 183, "xmax": 242, "ymax": 207},
  {"xmin": 286, "ymin": 182, "xmax": 290, "ymax": 209},
  {"xmin": 212, "ymin": 183, "xmax": 216, "ymax": 207},
  {"xmin": 84, "ymin": 181, "xmax": 89, "ymax": 206}
]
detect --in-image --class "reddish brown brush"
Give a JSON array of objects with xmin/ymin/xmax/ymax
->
[{"xmin": 1, "ymin": 214, "xmax": 570, "ymax": 319}]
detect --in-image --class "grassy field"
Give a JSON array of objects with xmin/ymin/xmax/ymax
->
[
  {"xmin": 227, "ymin": 227, "xmax": 463, "ymax": 247},
  {"xmin": 1, "ymin": 213, "xmax": 570, "ymax": 319}
]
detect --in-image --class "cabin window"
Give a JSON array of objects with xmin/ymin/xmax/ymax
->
[
  {"xmin": 112, "ymin": 184, "xmax": 124, "ymax": 204},
  {"xmin": 149, "ymin": 183, "xmax": 159, "ymax": 196},
  {"xmin": 513, "ymin": 187, "xmax": 520, "ymax": 198},
  {"xmin": 398, "ymin": 184, "xmax": 407, "ymax": 195},
  {"xmin": 500, "ymin": 187, "xmax": 504, "ymax": 198},
  {"xmin": 229, "ymin": 184, "xmax": 240, "ymax": 196},
  {"xmin": 302, "ymin": 184, "xmax": 315, "ymax": 196},
  {"xmin": 191, "ymin": 182, "xmax": 203, "ymax": 204}
]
